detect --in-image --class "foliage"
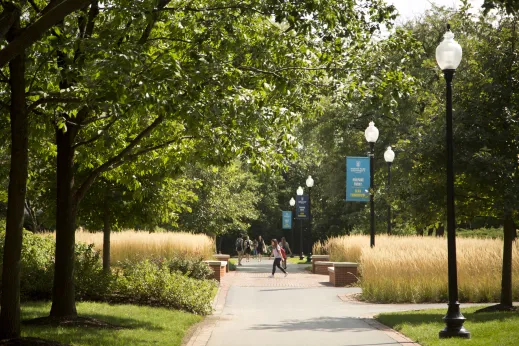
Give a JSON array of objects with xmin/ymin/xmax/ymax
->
[
  {"xmin": 112, "ymin": 260, "xmax": 217, "ymax": 315},
  {"xmin": 317, "ymin": 235, "xmax": 519, "ymax": 303},
  {"xmin": 377, "ymin": 306, "xmax": 519, "ymax": 346},
  {"xmin": 457, "ymin": 227, "xmax": 504, "ymax": 239},
  {"xmin": 0, "ymin": 231, "xmax": 110, "ymax": 301},
  {"xmin": 177, "ymin": 161, "xmax": 261, "ymax": 238},
  {"xmin": 158, "ymin": 257, "xmax": 213, "ymax": 281},
  {"xmin": 20, "ymin": 301, "xmax": 202, "ymax": 346}
]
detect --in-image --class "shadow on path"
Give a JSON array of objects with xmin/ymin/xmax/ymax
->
[{"xmin": 249, "ymin": 316, "xmax": 378, "ymax": 333}]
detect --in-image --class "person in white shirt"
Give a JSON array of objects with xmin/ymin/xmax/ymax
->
[{"xmin": 269, "ymin": 239, "xmax": 287, "ymax": 278}]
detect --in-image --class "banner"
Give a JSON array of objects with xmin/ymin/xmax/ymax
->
[
  {"xmin": 295, "ymin": 195, "xmax": 310, "ymax": 219},
  {"xmin": 282, "ymin": 211, "xmax": 292, "ymax": 229},
  {"xmin": 346, "ymin": 157, "xmax": 370, "ymax": 202}
]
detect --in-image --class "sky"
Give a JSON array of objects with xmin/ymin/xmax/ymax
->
[{"xmin": 388, "ymin": 0, "xmax": 485, "ymax": 21}]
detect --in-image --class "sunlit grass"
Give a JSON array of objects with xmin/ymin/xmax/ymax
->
[
  {"xmin": 314, "ymin": 235, "xmax": 519, "ymax": 303},
  {"xmin": 21, "ymin": 301, "xmax": 202, "ymax": 346},
  {"xmin": 377, "ymin": 306, "xmax": 519, "ymax": 346}
]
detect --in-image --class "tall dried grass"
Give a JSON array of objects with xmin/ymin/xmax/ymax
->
[
  {"xmin": 314, "ymin": 235, "xmax": 519, "ymax": 303},
  {"xmin": 47, "ymin": 230, "xmax": 215, "ymax": 263}
]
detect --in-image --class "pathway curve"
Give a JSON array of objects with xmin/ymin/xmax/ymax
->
[{"xmin": 185, "ymin": 260, "xmax": 444, "ymax": 346}]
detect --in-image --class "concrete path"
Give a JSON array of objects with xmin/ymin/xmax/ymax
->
[{"xmin": 185, "ymin": 260, "xmax": 451, "ymax": 346}]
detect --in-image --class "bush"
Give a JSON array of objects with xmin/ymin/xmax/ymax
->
[
  {"xmin": 163, "ymin": 257, "xmax": 213, "ymax": 280},
  {"xmin": 0, "ymin": 231, "xmax": 111, "ymax": 301},
  {"xmin": 112, "ymin": 260, "xmax": 217, "ymax": 315}
]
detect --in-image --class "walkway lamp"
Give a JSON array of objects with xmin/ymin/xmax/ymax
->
[
  {"xmin": 289, "ymin": 197, "xmax": 296, "ymax": 257},
  {"xmin": 384, "ymin": 146, "xmax": 395, "ymax": 235},
  {"xmin": 305, "ymin": 176, "xmax": 314, "ymax": 261},
  {"xmin": 296, "ymin": 187, "xmax": 304, "ymax": 259},
  {"xmin": 365, "ymin": 121, "xmax": 379, "ymax": 247},
  {"xmin": 436, "ymin": 24, "xmax": 470, "ymax": 339}
]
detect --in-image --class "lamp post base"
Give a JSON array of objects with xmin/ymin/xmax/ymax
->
[{"xmin": 439, "ymin": 303, "xmax": 471, "ymax": 339}]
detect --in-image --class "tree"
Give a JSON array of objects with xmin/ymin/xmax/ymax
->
[{"xmin": 23, "ymin": 0, "xmax": 396, "ymax": 318}]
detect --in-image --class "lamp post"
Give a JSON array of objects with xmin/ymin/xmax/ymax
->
[
  {"xmin": 289, "ymin": 197, "xmax": 296, "ymax": 258},
  {"xmin": 436, "ymin": 25, "xmax": 470, "ymax": 339},
  {"xmin": 296, "ymin": 186, "xmax": 304, "ymax": 260},
  {"xmin": 365, "ymin": 121, "xmax": 379, "ymax": 248},
  {"xmin": 306, "ymin": 175, "xmax": 314, "ymax": 258},
  {"xmin": 384, "ymin": 147, "xmax": 395, "ymax": 235}
]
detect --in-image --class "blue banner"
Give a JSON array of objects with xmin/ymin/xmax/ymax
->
[
  {"xmin": 282, "ymin": 211, "xmax": 292, "ymax": 229},
  {"xmin": 346, "ymin": 157, "xmax": 370, "ymax": 202},
  {"xmin": 295, "ymin": 195, "xmax": 310, "ymax": 219}
]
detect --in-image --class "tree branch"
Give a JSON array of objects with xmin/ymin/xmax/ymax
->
[
  {"xmin": 0, "ymin": 0, "xmax": 94, "ymax": 68},
  {"xmin": 72, "ymin": 117, "xmax": 117, "ymax": 149},
  {"xmin": 138, "ymin": 0, "xmax": 172, "ymax": 44},
  {"xmin": 28, "ymin": 97, "xmax": 82, "ymax": 112},
  {"xmin": 74, "ymin": 115, "xmax": 165, "ymax": 202}
]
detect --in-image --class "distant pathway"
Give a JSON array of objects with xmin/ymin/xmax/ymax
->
[{"xmin": 185, "ymin": 260, "xmax": 443, "ymax": 346}]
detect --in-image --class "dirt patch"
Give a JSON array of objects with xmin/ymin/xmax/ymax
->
[
  {"xmin": 23, "ymin": 316, "xmax": 125, "ymax": 330},
  {"xmin": 0, "ymin": 337, "xmax": 70, "ymax": 346}
]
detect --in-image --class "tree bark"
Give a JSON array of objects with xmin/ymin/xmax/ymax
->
[
  {"xmin": 49, "ymin": 123, "xmax": 78, "ymax": 318},
  {"xmin": 500, "ymin": 212, "xmax": 515, "ymax": 307},
  {"xmin": 0, "ymin": 16, "xmax": 28, "ymax": 338},
  {"xmin": 436, "ymin": 224, "xmax": 445, "ymax": 237},
  {"xmin": 103, "ymin": 204, "xmax": 110, "ymax": 272}
]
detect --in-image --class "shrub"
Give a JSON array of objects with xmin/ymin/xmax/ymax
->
[
  {"xmin": 0, "ymin": 231, "xmax": 111, "ymax": 301},
  {"xmin": 112, "ymin": 260, "xmax": 217, "ymax": 315},
  {"xmin": 162, "ymin": 257, "xmax": 213, "ymax": 280}
]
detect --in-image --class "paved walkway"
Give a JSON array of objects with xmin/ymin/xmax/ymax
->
[{"xmin": 185, "ymin": 260, "xmax": 449, "ymax": 346}]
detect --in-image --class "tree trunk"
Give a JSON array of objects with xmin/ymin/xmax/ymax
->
[
  {"xmin": 50, "ymin": 125, "xmax": 78, "ymax": 318},
  {"xmin": 500, "ymin": 212, "xmax": 515, "ymax": 307},
  {"xmin": 103, "ymin": 205, "xmax": 110, "ymax": 272},
  {"xmin": 0, "ymin": 20, "xmax": 28, "ymax": 338},
  {"xmin": 436, "ymin": 224, "xmax": 445, "ymax": 237}
]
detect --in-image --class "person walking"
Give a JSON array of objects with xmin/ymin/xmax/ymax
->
[
  {"xmin": 257, "ymin": 236, "xmax": 266, "ymax": 262},
  {"xmin": 280, "ymin": 237, "xmax": 292, "ymax": 269},
  {"xmin": 244, "ymin": 235, "xmax": 252, "ymax": 262},
  {"xmin": 235, "ymin": 234, "xmax": 244, "ymax": 266},
  {"xmin": 252, "ymin": 239, "xmax": 258, "ymax": 259},
  {"xmin": 269, "ymin": 239, "xmax": 287, "ymax": 278}
]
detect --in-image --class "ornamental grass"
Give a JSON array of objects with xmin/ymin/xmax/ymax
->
[
  {"xmin": 50, "ymin": 230, "xmax": 215, "ymax": 263},
  {"xmin": 314, "ymin": 235, "xmax": 519, "ymax": 303}
]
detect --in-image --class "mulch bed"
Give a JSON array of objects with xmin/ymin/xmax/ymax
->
[
  {"xmin": 0, "ymin": 337, "xmax": 70, "ymax": 346},
  {"xmin": 23, "ymin": 316, "xmax": 125, "ymax": 330}
]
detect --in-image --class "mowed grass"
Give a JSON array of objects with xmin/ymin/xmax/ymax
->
[
  {"xmin": 376, "ymin": 306, "xmax": 519, "ymax": 346},
  {"xmin": 21, "ymin": 301, "xmax": 202, "ymax": 346},
  {"xmin": 314, "ymin": 235, "xmax": 519, "ymax": 303},
  {"xmin": 50, "ymin": 230, "xmax": 215, "ymax": 263}
]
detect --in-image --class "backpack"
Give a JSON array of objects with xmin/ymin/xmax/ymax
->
[
  {"xmin": 245, "ymin": 240, "xmax": 251, "ymax": 249},
  {"xmin": 236, "ymin": 238, "xmax": 243, "ymax": 251},
  {"xmin": 279, "ymin": 246, "xmax": 287, "ymax": 259}
]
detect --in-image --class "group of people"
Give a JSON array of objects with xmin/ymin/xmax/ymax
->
[
  {"xmin": 235, "ymin": 234, "xmax": 292, "ymax": 277},
  {"xmin": 235, "ymin": 235, "xmax": 267, "ymax": 263}
]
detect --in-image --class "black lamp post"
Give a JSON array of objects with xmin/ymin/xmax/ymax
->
[
  {"xmin": 289, "ymin": 197, "xmax": 296, "ymax": 258},
  {"xmin": 306, "ymin": 175, "xmax": 314, "ymax": 260},
  {"xmin": 296, "ymin": 186, "xmax": 304, "ymax": 260},
  {"xmin": 384, "ymin": 147, "xmax": 395, "ymax": 235},
  {"xmin": 436, "ymin": 25, "xmax": 470, "ymax": 339},
  {"xmin": 365, "ymin": 121, "xmax": 379, "ymax": 248}
]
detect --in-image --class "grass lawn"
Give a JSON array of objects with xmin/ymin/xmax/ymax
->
[
  {"xmin": 21, "ymin": 301, "xmax": 202, "ymax": 346},
  {"xmin": 376, "ymin": 306, "xmax": 519, "ymax": 346},
  {"xmin": 287, "ymin": 257, "xmax": 311, "ymax": 265}
]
